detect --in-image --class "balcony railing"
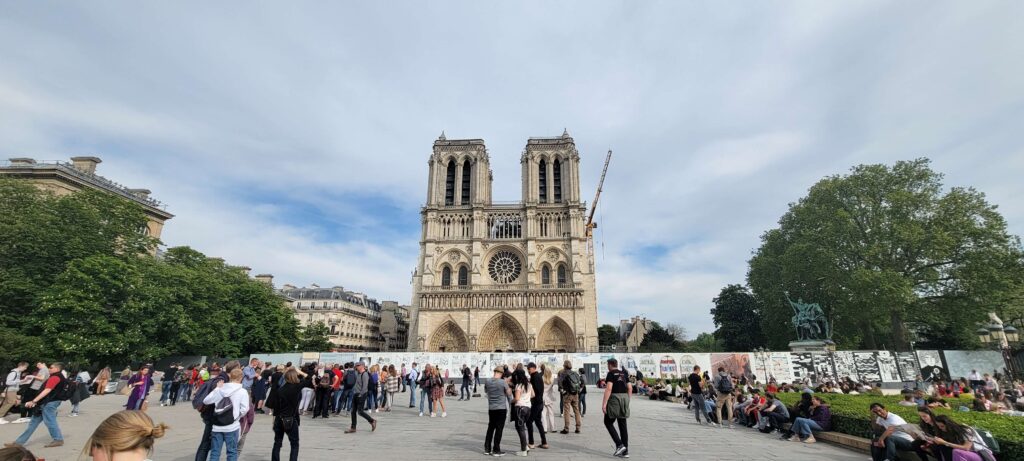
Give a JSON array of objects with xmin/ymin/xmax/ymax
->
[{"xmin": 422, "ymin": 282, "xmax": 582, "ymax": 292}]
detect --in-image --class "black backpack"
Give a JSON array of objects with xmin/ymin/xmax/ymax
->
[
  {"xmin": 212, "ymin": 388, "xmax": 241, "ymax": 426},
  {"xmin": 49, "ymin": 374, "xmax": 76, "ymax": 402},
  {"xmin": 343, "ymin": 370, "xmax": 357, "ymax": 389},
  {"xmin": 561, "ymin": 371, "xmax": 582, "ymax": 395},
  {"xmin": 715, "ymin": 375, "xmax": 734, "ymax": 394}
]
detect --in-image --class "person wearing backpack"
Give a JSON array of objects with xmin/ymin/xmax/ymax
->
[
  {"xmin": 0, "ymin": 362, "xmax": 28, "ymax": 425},
  {"xmin": 5, "ymin": 362, "xmax": 69, "ymax": 449},
  {"xmin": 558, "ymin": 360, "xmax": 583, "ymax": 434},
  {"xmin": 202, "ymin": 367, "xmax": 248, "ymax": 461},
  {"xmin": 344, "ymin": 361, "xmax": 377, "ymax": 434},
  {"xmin": 713, "ymin": 367, "xmax": 735, "ymax": 428}
]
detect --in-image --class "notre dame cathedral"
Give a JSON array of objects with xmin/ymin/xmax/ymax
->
[{"xmin": 407, "ymin": 131, "xmax": 600, "ymax": 352}]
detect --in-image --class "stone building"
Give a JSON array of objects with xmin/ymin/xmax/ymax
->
[
  {"xmin": 279, "ymin": 283, "xmax": 384, "ymax": 351},
  {"xmin": 407, "ymin": 131, "xmax": 600, "ymax": 352},
  {"xmin": 379, "ymin": 301, "xmax": 410, "ymax": 351},
  {"xmin": 0, "ymin": 157, "xmax": 173, "ymax": 240},
  {"xmin": 619, "ymin": 316, "xmax": 653, "ymax": 352}
]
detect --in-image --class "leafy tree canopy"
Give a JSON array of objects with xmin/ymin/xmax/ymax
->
[
  {"xmin": 747, "ymin": 159, "xmax": 1024, "ymax": 350},
  {"xmin": 297, "ymin": 321, "xmax": 334, "ymax": 352},
  {"xmin": 710, "ymin": 284, "xmax": 766, "ymax": 351},
  {"xmin": 598, "ymin": 324, "xmax": 618, "ymax": 347}
]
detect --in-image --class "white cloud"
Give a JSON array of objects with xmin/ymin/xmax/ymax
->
[{"xmin": 1, "ymin": 1, "xmax": 1023, "ymax": 334}]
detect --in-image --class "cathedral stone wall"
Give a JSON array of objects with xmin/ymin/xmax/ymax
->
[{"xmin": 407, "ymin": 132, "xmax": 600, "ymax": 352}]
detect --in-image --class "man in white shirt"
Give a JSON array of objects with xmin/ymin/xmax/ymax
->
[
  {"xmin": 869, "ymin": 403, "xmax": 914, "ymax": 461},
  {"xmin": 0, "ymin": 363, "xmax": 29, "ymax": 424},
  {"xmin": 203, "ymin": 368, "xmax": 249, "ymax": 461}
]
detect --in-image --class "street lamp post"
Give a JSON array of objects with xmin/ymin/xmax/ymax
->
[{"xmin": 976, "ymin": 313, "xmax": 1020, "ymax": 382}]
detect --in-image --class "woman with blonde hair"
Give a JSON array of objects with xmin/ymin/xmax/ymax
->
[
  {"xmin": 430, "ymin": 367, "xmax": 447, "ymax": 417},
  {"xmin": 81, "ymin": 410, "xmax": 168, "ymax": 460},
  {"xmin": 541, "ymin": 364, "xmax": 558, "ymax": 433},
  {"xmin": 94, "ymin": 367, "xmax": 111, "ymax": 396}
]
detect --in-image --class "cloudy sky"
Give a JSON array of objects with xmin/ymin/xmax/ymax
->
[{"xmin": 3, "ymin": 1, "xmax": 1022, "ymax": 336}]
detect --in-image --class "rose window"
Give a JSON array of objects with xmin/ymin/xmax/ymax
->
[{"xmin": 488, "ymin": 251, "xmax": 522, "ymax": 284}]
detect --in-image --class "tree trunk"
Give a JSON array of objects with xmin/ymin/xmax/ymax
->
[
  {"xmin": 861, "ymin": 318, "xmax": 877, "ymax": 350},
  {"xmin": 890, "ymin": 309, "xmax": 910, "ymax": 351}
]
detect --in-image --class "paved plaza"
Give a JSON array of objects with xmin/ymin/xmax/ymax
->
[{"xmin": 1, "ymin": 388, "xmax": 867, "ymax": 461}]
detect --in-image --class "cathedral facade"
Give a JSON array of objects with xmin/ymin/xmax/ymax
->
[{"xmin": 407, "ymin": 132, "xmax": 599, "ymax": 353}]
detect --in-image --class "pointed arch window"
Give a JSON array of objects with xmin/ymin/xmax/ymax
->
[
  {"xmin": 444, "ymin": 160, "xmax": 456, "ymax": 206},
  {"xmin": 441, "ymin": 266, "xmax": 452, "ymax": 287},
  {"xmin": 458, "ymin": 266, "xmax": 469, "ymax": 286},
  {"xmin": 461, "ymin": 159, "xmax": 471, "ymax": 205},
  {"xmin": 553, "ymin": 159, "xmax": 562, "ymax": 203},
  {"xmin": 541, "ymin": 265, "xmax": 551, "ymax": 285},
  {"xmin": 538, "ymin": 159, "xmax": 547, "ymax": 203},
  {"xmin": 557, "ymin": 264, "xmax": 567, "ymax": 285}
]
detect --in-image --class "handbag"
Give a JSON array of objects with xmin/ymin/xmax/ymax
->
[{"xmin": 279, "ymin": 416, "xmax": 296, "ymax": 431}]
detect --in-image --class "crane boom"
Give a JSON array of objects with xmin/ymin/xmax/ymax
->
[{"xmin": 586, "ymin": 149, "xmax": 612, "ymax": 233}]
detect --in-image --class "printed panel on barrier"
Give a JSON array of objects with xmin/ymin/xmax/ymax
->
[
  {"xmin": 636, "ymin": 354, "xmax": 659, "ymax": 379},
  {"xmin": 895, "ymin": 352, "xmax": 920, "ymax": 382},
  {"xmin": 876, "ymin": 351, "xmax": 901, "ymax": 382},
  {"xmin": 916, "ymin": 350, "xmax": 947, "ymax": 381},
  {"xmin": 943, "ymin": 350, "xmax": 1005, "ymax": 380},
  {"xmin": 853, "ymin": 351, "xmax": 881, "ymax": 382},
  {"xmin": 710, "ymin": 353, "xmax": 752, "ymax": 381},
  {"xmin": 789, "ymin": 353, "xmax": 813, "ymax": 382},
  {"xmin": 833, "ymin": 351, "xmax": 857, "ymax": 380},
  {"xmin": 811, "ymin": 353, "xmax": 834, "ymax": 381}
]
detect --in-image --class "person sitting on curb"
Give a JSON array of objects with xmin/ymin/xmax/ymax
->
[
  {"xmin": 869, "ymin": 403, "xmax": 915, "ymax": 461},
  {"xmin": 785, "ymin": 395, "xmax": 831, "ymax": 443}
]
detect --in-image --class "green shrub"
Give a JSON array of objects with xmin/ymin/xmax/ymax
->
[{"xmin": 776, "ymin": 393, "xmax": 1024, "ymax": 460}]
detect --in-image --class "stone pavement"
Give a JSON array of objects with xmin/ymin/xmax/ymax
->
[{"xmin": 1, "ymin": 389, "xmax": 867, "ymax": 460}]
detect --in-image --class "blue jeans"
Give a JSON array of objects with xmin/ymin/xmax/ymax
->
[
  {"xmin": 461, "ymin": 381, "xmax": 471, "ymax": 399},
  {"xmin": 210, "ymin": 430, "xmax": 240, "ymax": 461},
  {"xmin": 367, "ymin": 389, "xmax": 377, "ymax": 410},
  {"xmin": 160, "ymin": 381, "xmax": 174, "ymax": 402},
  {"xmin": 331, "ymin": 389, "xmax": 343, "ymax": 412},
  {"xmin": 791, "ymin": 417, "xmax": 823, "ymax": 437},
  {"xmin": 409, "ymin": 381, "xmax": 417, "ymax": 406},
  {"xmin": 15, "ymin": 400, "xmax": 63, "ymax": 444},
  {"xmin": 419, "ymin": 387, "xmax": 432, "ymax": 413}
]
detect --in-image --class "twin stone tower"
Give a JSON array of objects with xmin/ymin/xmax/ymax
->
[{"xmin": 408, "ymin": 132, "xmax": 600, "ymax": 353}]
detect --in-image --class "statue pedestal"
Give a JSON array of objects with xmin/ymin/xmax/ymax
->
[{"xmin": 789, "ymin": 340, "xmax": 835, "ymax": 353}]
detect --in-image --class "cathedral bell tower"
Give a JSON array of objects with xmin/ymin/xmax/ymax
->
[{"xmin": 426, "ymin": 132, "xmax": 492, "ymax": 207}]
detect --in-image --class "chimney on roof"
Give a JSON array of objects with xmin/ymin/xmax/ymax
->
[
  {"xmin": 237, "ymin": 266, "xmax": 252, "ymax": 276},
  {"xmin": 128, "ymin": 188, "xmax": 151, "ymax": 200},
  {"xmin": 310, "ymin": 283, "xmax": 320, "ymax": 289},
  {"xmin": 70, "ymin": 156, "xmax": 102, "ymax": 175},
  {"xmin": 9, "ymin": 158, "xmax": 36, "ymax": 166},
  {"xmin": 255, "ymin": 274, "xmax": 274, "ymax": 286},
  {"xmin": 282, "ymin": 283, "xmax": 296, "ymax": 290}
]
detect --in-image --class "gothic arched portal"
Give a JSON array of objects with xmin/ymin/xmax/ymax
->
[
  {"xmin": 429, "ymin": 320, "xmax": 469, "ymax": 352},
  {"xmin": 537, "ymin": 316, "xmax": 576, "ymax": 352},
  {"xmin": 477, "ymin": 312, "xmax": 527, "ymax": 352}
]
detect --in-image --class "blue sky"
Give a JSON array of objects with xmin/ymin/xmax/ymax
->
[{"xmin": 2, "ymin": 1, "xmax": 1023, "ymax": 336}]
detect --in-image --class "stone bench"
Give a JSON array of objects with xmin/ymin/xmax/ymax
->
[{"xmin": 816, "ymin": 432, "xmax": 918, "ymax": 461}]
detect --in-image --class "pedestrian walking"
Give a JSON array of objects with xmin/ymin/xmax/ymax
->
[
  {"xmin": 511, "ymin": 369, "xmax": 532, "ymax": 457},
  {"xmin": 484, "ymin": 366, "xmax": 511, "ymax": 457},
  {"xmin": 344, "ymin": 362, "xmax": 377, "ymax": 433},
  {"xmin": 69, "ymin": 368, "xmax": 91, "ymax": 416},
  {"xmin": 713, "ymin": 367, "xmax": 735, "ymax": 428},
  {"xmin": 125, "ymin": 365, "xmax": 154, "ymax": 411},
  {"xmin": 525, "ymin": 363, "xmax": 547, "ymax": 449},
  {"xmin": 84, "ymin": 410, "xmax": 168, "ymax": 460},
  {"xmin": 474, "ymin": 366, "xmax": 481, "ymax": 393},
  {"xmin": 688, "ymin": 365, "xmax": 712, "ymax": 426},
  {"xmin": 385, "ymin": 365, "xmax": 400, "ymax": 412},
  {"xmin": 0, "ymin": 362, "xmax": 28, "ymax": 425},
  {"xmin": 602, "ymin": 358, "xmax": 631, "ymax": 458},
  {"xmin": 460, "ymin": 365, "xmax": 472, "ymax": 401},
  {"xmin": 558, "ymin": 361, "xmax": 582, "ymax": 434},
  {"xmin": 268, "ymin": 368, "xmax": 302, "ymax": 461},
  {"xmin": 203, "ymin": 367, "xmax": 249, "ymax": 461},
  {"xmin": 159, "ymin": 363, "xmax": 178, "ymax": 406},
  {"xmin": 578, "ymin": 368, "xmax": 588, "ymax": 416},
  {"xmin": 5, "ymin": 362, "xmax": 69, "ymax": 449}
]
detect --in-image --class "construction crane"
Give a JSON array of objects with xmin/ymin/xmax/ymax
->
[{"xmin": 586, "ymin": 149, "xmax": 612, "ymax": 256}]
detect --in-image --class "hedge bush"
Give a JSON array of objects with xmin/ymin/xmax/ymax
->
[{"xmin": 776, "ymin": 393, "xmax": 1024, "ymax": 460}]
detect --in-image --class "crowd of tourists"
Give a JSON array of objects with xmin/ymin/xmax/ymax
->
[{"xmin": 3, "ymin": 356, "xmax": 1022, "ymax": 460}]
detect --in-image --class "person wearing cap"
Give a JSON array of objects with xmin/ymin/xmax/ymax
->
[
  {"xmin": 525, "ymin": 363, "xmax": 548, "ymax": 449},
  {"xmin": 483, "ymin": 366, "xmax": 511, "ymax": 456},
  {"xmin": 344, "ymin": 362, "xmax": 377, "ymax": 434}
]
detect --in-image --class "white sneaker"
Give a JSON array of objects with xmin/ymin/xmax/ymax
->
[
  {"xmin": 0, "ymin": 419, "xmax": 9, "ymax": 425},
  {"xmin": 708, "ymin": 422, "xmax": 718, "ymax": 427},
  {"xmin": 442, "ymin": 412, "xmax": 447, "ymax": 417},
  {"xmin": 419, "ymin": 412, "xmax": 424, "ymax": 417},
  {"xmin": 13, "ymin": 418, "xmax": 30, "ymax": 424},
  {"xmin": 430, "ymin": 413, "xmax": 436, "ymax": 417},
  {"xmin": 515, "ymin": 451, "xmax": 528, "ymax": 457},
  {"xmin": 69, "ymin": 413, "xmax": 79, "ymax": 417}
]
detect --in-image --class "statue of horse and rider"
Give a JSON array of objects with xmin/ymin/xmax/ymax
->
[{"xmin": 785, "ymin": 291, "xmax": 831, "ymax": 341}]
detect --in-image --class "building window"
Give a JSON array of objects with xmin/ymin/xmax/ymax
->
[
  {"xmin": 541, "ymin": 265, "xmax": 551, "ymax": 285},
  {"xmin": 441, "ymin": 266, "xmax": 452, "ymax": 287},
  {"xmin": 538, "ymin": 159, "xmax": 547, "ymax": 202},
  {"xmin": 458, "ymin": 266, "xmax": 469, "ymax": 286},
  {"xmin": 461, "ymin": 159, "xmax": 471, "ymax": 204},
  {"xmin": 553, "ymin": 159, "xmax": 562, "ymax": 203},
  {"xmin": 557, "ymin": 264, "xmax": 567, "ymax": 284},
  {"xmin": 445, "ymin": 160, "xmax": 456, "ymax": 206}
]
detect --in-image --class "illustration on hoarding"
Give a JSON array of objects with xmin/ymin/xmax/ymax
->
[
  {"xmin": 916, "ymin": 350, "xmax": 947, "ymax": 382},
  {"xmin": 833, "ymin": 351, "xmax": 857, "ymax": 380},
  {"xmin": 811, "ymin": 353, "xmax": 834, "ymax": 381},
  {"xmin": 853, "ymin": 352, "xmax": 881, "ymax": 382},
  {"xmin": 790, "ymin": 353, "xmax": 814, "ymax": 382},
  {"xmin": 659, "ymin": 355, "xmax": 679, "ymax": 379},
  {"xmin": 710, "ymin": 353, "xmax": 753, "ymax": 381},
  {"xmin": 875, "ymin": 351, "xmax": 900, "ymax": 382},
  {"xmin": 895, "ymin": 352, "xmax": 920, "ymax": 382},
  {"xmin": 943, "ymin": 350, "xmax": 1005, "ymax": 380}
]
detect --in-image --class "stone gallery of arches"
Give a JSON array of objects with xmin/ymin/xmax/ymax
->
[{"xmin": 407, "ymin": 132, "xmax": 600, "ymax": 352}]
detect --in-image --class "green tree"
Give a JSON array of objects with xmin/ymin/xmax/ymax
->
[
  {"xmin": 639, "ymin": 322, "xmax": 686, "ymax": 352},
  {"xmin": 687, "ymin": 332, "xmax": 724, "ymax": 352},
  {"xmin": 297, "ymin": 321, "xmax": 333, "ymax": 352},
  {"xmin": 598, "ymin": 324, "xmax": 618, "ymax": 347},
  {"xmin": 748, "ymin": 159, "xmax": 1024, "ymax": 350},
  {"xmin": 710, "ymin": 284, "xmax": 766, "ymax": 351}
]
